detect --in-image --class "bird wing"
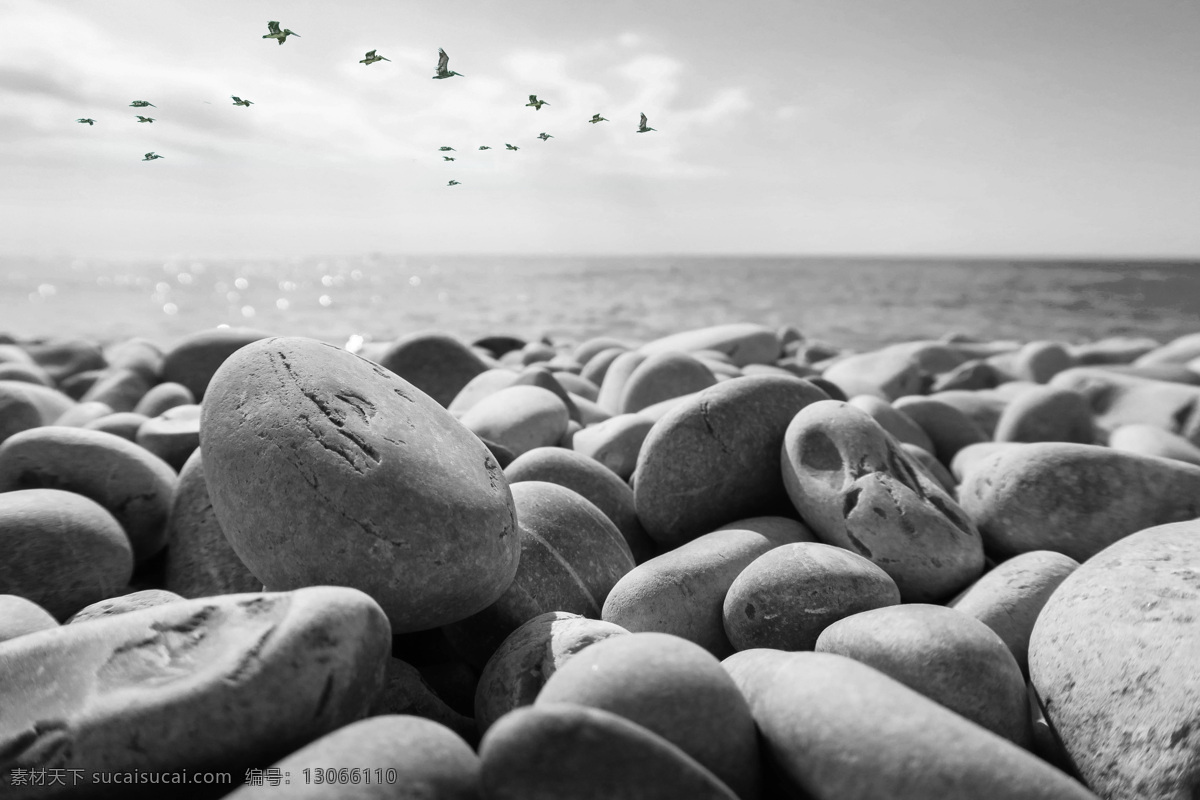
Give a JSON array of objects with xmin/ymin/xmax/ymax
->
[
  {"xmin": 640, "ymin": 113, "xmax": 648, "ymax": 127},
  {"xmin": 437, "ymin": 49, "xmax": 449, "ymax": 72},
  {"xmin": 529, "ymin": 95, "xmax": 538, "ymax": 103},
  {"xmin": 365, "ymin": 50, "xmax": 376, "ymax": 58},
  {"xmin": 267, "ymin": 21, "xmax": 281, "ymax": 34}
]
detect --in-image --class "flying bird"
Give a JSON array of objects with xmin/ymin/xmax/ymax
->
[
  {"xmin": 439, "ymin": 146, "xmax": 455, "ymax": 152},
  {"xmin": 478, "ymin": 145, "xmax": 491, "ymax": 150},
  {"xmin": 264, "ymin": 21, "xmax": 299, "ymax": 44},
  {"xmin": 526, "ymin": 95, "xmax": 549, "ymax": 111},
  {"xmin": 136, "ymin": 116, "xmax": 155, "ymax": 123},
  {"xmin": 443, "ymin": 156, "xmax": 455, "ymax": 161},
  {"xmin": 433, "ymin": 48, "xmax": 463, "ymax": 79},
  {"xmin": 129, "ymin": 100, "xmax": 155, "ymax": 108},
  {"xmin": 505, "ymin": 143, "xmax": 519, "ymax": 151},
  {"xmin": 447, "ymin": 180, "xmax": 461, "ymax": 186},
  {"xmin": 231, "ymin": 96, "xmax": 253, "ymax": 107},
  {"xmin": 589, "ymin": 114, "xmax": 608, "ymax": 124},
  {"xmin": 76, "ymin": 118, "xmax": 95, "ymax": 125},
  {"xmin": 143, "ymin": 152, "xmax": 164, "ymax": 161},
  {"xmin": 360, "ymin": 50, "xmax": 391, "ymax": 65},
  {"xmin": 637, "ymin": 112, "xmax": 656, "ymax": 133},
  {"xmin": 537, "ymin": 132, "xmax": 553, "ymax": 141}
]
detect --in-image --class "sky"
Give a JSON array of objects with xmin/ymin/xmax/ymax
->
[{"xmin": 2, "ymin": 0, "xmax": 1199, "ymax": 259}]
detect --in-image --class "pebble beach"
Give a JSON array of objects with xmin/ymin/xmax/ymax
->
[{"xmin": 1, "ymin": 312, "xmax": 1199, "ymax": 799}]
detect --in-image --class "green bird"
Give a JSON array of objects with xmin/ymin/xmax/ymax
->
[
  {"xmin": 637, "ymin": 112, "xmax": 657, "ymax": 133},
  {"xmin": 439, "ymin": 146, "xmax": 455, "ymax": 152},
  {"xmin": 478, "ymin": 145, "xmax": 491, "ymax": 150},
  {"xmin": 505, "ymin": 143, "xmax": 519, "ymax": 151},
  {"xmin": 136, "ymin": 115, "xmax": 155, "ymax": 123},
  {"xmin": 443, "ymin": 156, "xmax": 455, "ymax": 161},
  {"xmin": 526, "ymin": 95, "xmax": 549, "ymax": 111},
  {"xmin": 589, "ymin": 113, "xmax": 608, "ymax": 124},
  {"xmin": 264, "ymin": 21, "xmax": 299, "ymax": 45},
  {"xmin": 143, "ymin": 152, "xmax": 164, "ymax": 161},
  {"xmin": 537, "ymin": 132, "xmax": 553, "ymax": 141},
  {"xmin": 433, "ymin": 48, "xmax": 463, "ymax": 79},
  {"xmin": 77, "ymin": 118, "xmax": 95, "ymax": 125},
  {"xmin": 129, "ymin": 100, "xmax": 155, "ymax": 108},
  {"xmin": 231, "ymin": 96, "xmax": 253, "ymax": 107},
  {"xmin": 447, "ymin": 180, "xmax": 461, "ymax": 186},
  {"xmin": 360, "ymin": 50, "xmax": 391, "ymax": 65}
]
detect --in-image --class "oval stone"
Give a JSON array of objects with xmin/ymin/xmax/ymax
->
[
  {"xmin": 634, "ymin": 375, "xmax": 829, "ymax": 549},
  {"xmin": 723, "ymin": 542, "xmax": 900, "ymax": 652},
  {"xmin": 618, "ymin": 352, "xmax": 717, "ymax": 414},
  {"xmin": 0, "ymin": 595, "xmax": 58, "ymax": 643},
  {"xmin": 957, "ymin": 442, "xmax": 1200, "ymax": 561},
  {"xmin": 571, "ymin": 413, "xmax": 654, "ymax": 481},
  {"xmin": 378, "ymin": 330, "xmax": 492, "ymax": 409},
  {"xmin": 1109, "ymin": 423, "xmax": 1200, "ymax": 467},
  {"xmin": 0, "ymin": 427, "xmax": 176, "ymax": 563},
  {"xmin": 136, "ymin": 404, "xmax": 201, "ymax": 471},
  {"xmin": 0, "ymin": 587, "xmax": 390, "ymax": 798},
  {"xmin": 815, "ymin": 604, "xmax": 1032, "ymax": 746},
  {"xmin": 992, "ymin": 385, "xmax": 1095, "ymax": 444},
  {"xmin": 1030, "ymin": 520, "xmax": 1200, "ymax": 800},
  {"xmin": 133, "ymin": 381, "xmax": 195, "ymax": 417},
  {"xmin": 199, "ymin": 336, "xmax": 520, "ymax": 633},
  {"xmin": 457, "ymin": 385, "xmax": 570, "ymax": 459},
  {"xmin": 638, "ymin": 323, "xmax": 780, "ymax": 367},
  {"xmin": 161, "ymin": 327, "xmax": 273, "ymax": 400}
]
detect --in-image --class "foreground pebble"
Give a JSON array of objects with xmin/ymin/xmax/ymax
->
[
  {"xmin": 723, "ymin": 650, "xmax": 1098, "ymax": 799},
  {"xmin": 0, "ymin": 587, "xmax": 390, "ymax": 798},
  {"xmin": 200, "ymin": 337, "xmax": 521, "ymax": 633},
  {"xmin": 1030, "ymin": 520, "xmax": 1200, "ymax": 800}
]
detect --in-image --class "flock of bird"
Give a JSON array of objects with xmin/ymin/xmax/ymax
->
[{"xmin": 75, "ymin": 20, "xmax": 659, "ymax": 184}]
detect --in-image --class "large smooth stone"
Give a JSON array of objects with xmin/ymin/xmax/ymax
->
[
  {"xmin": 0, "ymin": 595, "xmax": 58, "ymax": 643},
  {"xmin": 67, "ymin": 589, "xmax": 184, "ymax": 624},
  {"xmin": 442, "ymin": 482, "xmax": 635, "ymax": 668},
  {"xmin": 0, "ymin": 427, "xmax": 176, "ymax": 563},
  {"xmin": 553, "ymin": 370, "xmax": 600, "ymax": 402},
  {"xmin": 0, "ymin": 362, "xmax": 52, "ymax": 387},
  {"xmin": 603, "ymin": 519, "xmax": 815, "ymax": 657},
  {"xmin": 618, "ymin": 352, "xmax": 718, "ymax": 413},
  {"xmin": 1070, "ymin": 336, "xmax": 1160, "ymax": 365},
  {"xmin": 512, "ymin": 365, "xmax": 580, "ymax": 422},
  {"xmin": 0, "ymin": 587, "xmax": 390, "ymax": 799},
  {"xmin": 504, "ymin": 446, "xmax": 655, "ymax": 562},
  {"xmin": 722, "ymin": 650, "xmax": 1098, "ymax": 800},
  {"xmin": 535, "ymin": 632, "xmax": 760, "ymax": 800},
  {"xmin": 572, "ymin": 414, "xmax": 654, "ymax": 480},
  {"xmin": 949, "ymin": 441, "xmax": 1024, "ymax": 482},
  {"xmin": 992, "ymin": 385, "xmax": 1095, "ymax": 444},
  {"xmin": 225, "ymin": 715, "xmax": 481, "ymax": 800},
  {"xmin": 949, "ymin": 550, "xmax": 1079, "ymax": 675},
  {"xmin": 480, "ymin": 704, "xmax": 738, "ymax": 800},
  {"xmin": 474, "ymin": 611, "xmax": 629, "ymax": 733},
  {"xmin": 634, "ymin": 375, "xmax": 828, "ymax": 549},
  {"xmin": 161, "ymin": 327, "xmax": 273, "ymax": 400},
  {"xmin": 1030, "ymin": 521, "xmax": 1200, "ymax": 800},
  {"xmin": 638, "ymin": 323, "xmax": 780, "ymax": 367},
  {"xmin": 1050, "ymin": 367, "xmax": 1200, "ymax": 444},
  {"xmin": 104, "ymin": 337, "xmax": 163, "ymax": 382},
  {"xmin": 574, "ymin": 337, "xmax": 630, "ymax": 365},
  {"xmin": 1012, "ymin": 341, "xmax": 1074, "ymax": 383},
  {"xmin": 580, "ymin": 346, "xmax": 626, "ymax": 387},
  {"xmin": 723, "ymin": 542, "xmax": 900, "ymax": 652},
  {"xmin": 378, "ymin": 331, "xmax": 492, "ymax": 408},
  {"xmin": 0, "ymin": 381, "xmax": 74, "ymax": 444},
  {"xmin": 815, "ymin": 604, "xmax": 1032, "ymax": 746},
  {"xmin": 781, "ymin": 400, "xmax": 984, "ymax": 601},
  {"xmin": 199, "ymin": 336, "xmax": 520, "ymax": 633},
  {"xmin": 957, "ymin": 442, "xmax": 1200, "ymax": 561},
  {"xmin": 53, "ymin": 400, "xmax": 113, "ymax": 427},
  {"xmin": 458, "ymin": 385, "xmax": 570, "ymax": 459},
  {"xmin": 1109, "ymin": 423, "xmax": 1200, "ymax": 467},
  {"xmin": 83, "ymin": 411, "xmax": 149, "ymax": 441},
  {"xmin": 821, "ymin": 346, "xmax": 924, "ymax": 400}
]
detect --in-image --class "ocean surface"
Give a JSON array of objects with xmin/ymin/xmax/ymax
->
[{"xmin": 2, "ymin": 255, "xmax": 1198, "ymax": 352}]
